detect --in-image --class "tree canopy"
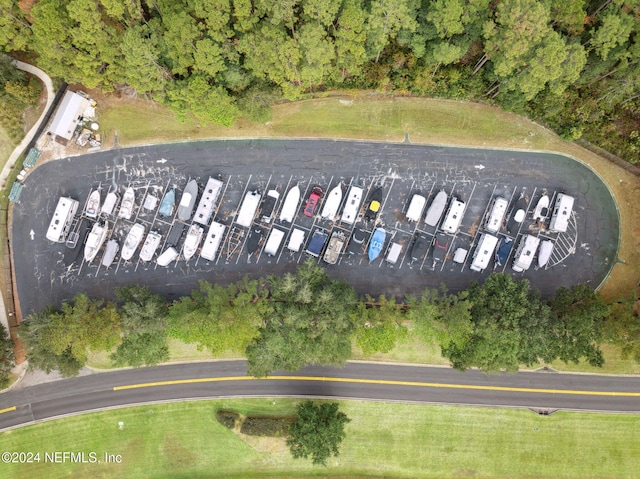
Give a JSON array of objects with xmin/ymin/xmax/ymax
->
[
  {"xmin": 20, "ymin": 293, "xmax": 120, "ymax": 377},
  {"xmin": 245, "ymin": 259, "xmax": 357, "ymax": 377},
  {"xmin": 110, "ymin": 285, "xmax": 169, "ymax": 367},
  {"xmin": 287, "ymin": 400, "xmax": 351, "ymax": 466},
  {"xmin": 1, "ymin": 0, "xmax": 638, "ymax": 162}
]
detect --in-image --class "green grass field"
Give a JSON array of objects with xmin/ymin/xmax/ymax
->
[
  {"xmin": 2, "ymin": 399, "xmax": 638, "ymax": 478},
  {"xmin": 99, "ymin": 94, "xmax": 559, "ymax": 151}
]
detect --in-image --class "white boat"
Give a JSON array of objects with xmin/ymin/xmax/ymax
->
[
  {"xmin": 101, "ymin": 239, "xmax": 119, "ymax": 267},
  {"xmin": 143, "ymin": 194, "xmax": 158, "ymax": 211},
  {"xmin": 424, "ymin": 191, "xmax": 447, "ymax": 226},
  {"xmin": 85, "ymin": 190, "xmax": 101, "ymax": 218},
  {"xmin": 156, "ymin": 247, "xmax": 178, "ymax": 266},
  {"xmin": 178, "ymin": 179, "xmax": 199, "ymax": 221},
  {"xmin": 139, "ymin": 231, "xmax": 162, "ymax": 262},
  {"xmin": 182, "ymin": 224, "xmax": 204, "ymax": 260},
  {"xmin": 118, "ymin": 187, "xmax": 135, "ymax": 219},
  {"xmin": 279, "ymin": 184, "xmax": 301, "ymax": 223},
  {"xmin": 537, "ymin": 240, "xmax": 554, "ymax": 268},
  {"xmin": 100, "ymin": 191, "xmax": 118, "ymax": 216},
  {"xmin": 84, "ymin": 221, "xmax": 108, "ymax": 262},
  {"xmin": 533, "ymin": 194, "xmax": 550, "ymax": 222},
  {"xmin": 121, "ymin": 223, "xmax": 145, "ymax": 261},
  {"xmin": 321, "ymin": 183, "xmax": 343, "ymax": 220}
]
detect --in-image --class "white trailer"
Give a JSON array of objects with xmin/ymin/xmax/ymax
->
[
  {"xmin": 406, "ymin": 194, "xmax": 426, "ymax": 222},
  {"xmin": 470, "ymin": 233, "xmax": 499, "ymax": 272},
  {"xmin": 484, "ymin": 197, "xmax": 508, "ymax": 233},
  {"xmin": 200, "ymin": 221, "xmax": 226, "ymax": 261},
  {"xmin": 441, "ymin": 198, "xmax": 466, "ymax": 234},
  {"xmin": 236, "ymin": 190, "xmax": 261, "ymax": 228},
  {"xmin": 548, "ymin": 193, "xmax": 574, "ymax": 233},
  {"xmin": 512, "ymin": 234, "xmax": 541, "ymax": 272},
  {"xmin": 264, "ymin": 228, "xmax": 286, "ymax": 256},
  {"xmin": 385, "ymin": 242, "xmax": 402, "ymax": 265},
  {"xmin": 156, "ymin": 247, "xmax": 178, "ymax": 266},
  {"xmin": 340, "ymin": 183, "xmax": 364, "ymax": 225},
  {"xmin": 287, "ymin": 228, "xmax": 305, "ymax": 252},
  {"xmin": 194, "ymin": 177, "xmax": 223, "ymax": 226},
  {"xmin": 46, "ymin": 197, "xmax": 79, "ymax": 242}
]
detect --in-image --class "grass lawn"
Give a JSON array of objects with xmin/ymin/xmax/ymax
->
[{"xmin": 2, "ymin": 399, "xmax": 639, "ymax": 478}]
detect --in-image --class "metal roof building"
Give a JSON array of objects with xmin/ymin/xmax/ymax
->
[{"xmin": 48, "ymin": 90, "xmax": 90, "ymax": 142}]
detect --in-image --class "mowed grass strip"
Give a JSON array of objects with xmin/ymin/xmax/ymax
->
[
  {"xmin": 2, "ymin": 399, "xmax": 639, "ymax": 478},
  {"xmin": 99, "ymin": 94, "xmax": 555, "ymax": 150}
]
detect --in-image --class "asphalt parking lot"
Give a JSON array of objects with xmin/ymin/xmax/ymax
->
[{"xmin": 11, "ymin": 139, "xmax": 619, "ymax": 315}]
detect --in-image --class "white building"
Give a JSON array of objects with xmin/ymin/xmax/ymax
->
[{"xmin": 48, "ymin": 90, "xmax": 91, "ymax": 143}]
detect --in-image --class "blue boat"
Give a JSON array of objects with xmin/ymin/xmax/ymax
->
[
  {"xmin": 368, "ymin": 228, "xmax": 386, "ymax": 262},
  {"xmin": 159, "ymin": 189, "xmax": 175, "ymax": 217},
  {"xmin": 495, "ymin": 237, "xmax": 513, "ymax": 267}
]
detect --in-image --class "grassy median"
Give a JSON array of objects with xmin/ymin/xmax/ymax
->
[{"xmin": 2, "ymin": 399, "xmax": 639, "ymax": 478}]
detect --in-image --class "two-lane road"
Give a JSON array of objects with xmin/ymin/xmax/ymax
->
[{"xmin": 1, "ymin": 361, "xmax": 639, "ymax": 430}]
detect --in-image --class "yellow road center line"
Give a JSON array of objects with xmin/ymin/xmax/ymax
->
[
  {"xmin": 0, "ymin": 406, "xmax": 16, "ymax": 415},
  {"xmin": 113, "ymin": 376, "xmax": 640, "ymax": 397}
]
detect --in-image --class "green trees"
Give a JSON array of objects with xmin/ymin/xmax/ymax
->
[
  {"xmin": 20, "ymin": 293, "xmax": 120, "ymax": 377},
  {"xmin": 167, "ymin": 278, "xmax": 268, "ymax": 354},
  {"xmin": 110, "ymin": 285, "xmax": 169, "ymax": 367},
  {"xmin": 0, "ymin": 54, "xmax": 41, "ymax": 141},
  {"xmin": 602, "ymin": 295, "xmax": 640, "ymax": 363},
  {"xmin": 0, "ymin": 324, "xmax": 14, "ymax": 389},
  {"xmin": 441, "ymin": 274, "xmax": 552, "ymax": 373},
  {"xmin": 353, "ymin": 295, "xmax": 407, "ymax": 355},
  {"xmin": 548, "ymin": 284, "xmax": 607, "ymax": 367},
  {"xmin": 245, "ymin": 259, "xmax": 357, "ymax": 377},
  {"xmin": 1, "ymin": 0, "xmax": 638, "ymax": 163},
  {"xmin": 287, "ymin": 401, "xmax": 350, "ymax": 466},
  {"xmin": 14, "ymin": 267, "xmax": 632, "ymax": 377}
]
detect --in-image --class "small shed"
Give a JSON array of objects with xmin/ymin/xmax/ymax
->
[{"xmin": 48, "ymin": 90, "xmax": 90, "ymax": 143}]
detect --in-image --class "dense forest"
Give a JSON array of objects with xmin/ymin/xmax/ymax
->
[{"xmin": 0, "ymin": 0, "xmax": 639, "ymax": 162}]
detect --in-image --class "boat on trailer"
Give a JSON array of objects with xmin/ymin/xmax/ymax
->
[
  {"xmin": 368, "ymin": 228, "xmax": 386, "ymax": 262},
  {"xmin": 118, "ymin": 187, "xmax": 135, "ymax": 220},
  {"xmin": 321, "ymin": 183, "xmax": 343, "ymax": 220},
  {"xmin": 159, "ymin": 189, "xmax": 175, "ymax": 217},
  {"xmin": 537, "ymin": 240, "xmax": 554, "ymax": 268},
  {"xmin": 533, "ymin": 194, "xmax": 550, "ymax": 222},
  {"xmin": 84, "ymin": 221, "xmax": 108, "ymax": 262},
  {"xmin": 85, "ymin": 190, "xmax": 101, "ymax": 218},
  {"xmin": 121, "ymin": 223, "xmax": 145, "ymax": 261},
  {"xmin": 139, "ymin": 231, "xmax": 162, "ymax": 262},
  {"xmin": 279, "ymin": 184, "xmax": 301, "ymax": 223},
  {"xmin": 182, "ymin": 224, "xmax": 204, "ymax": 260},
  {"xmin": 495, "ymin": 237, "xmax": 513, "ymax": 267},
  {"xmin": 177, "ymin": 179, "xmax": 199, "ymax": 221},
  {"xmin": 101, "ymin": 239, "xmax": 119, "ymax": 267},
  {"xmin": 100, "ymin": 191, "xmax": 118, "ymax": 216}
]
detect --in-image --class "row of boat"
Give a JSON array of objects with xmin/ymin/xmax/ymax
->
[
  {"xmin": 84, "ymin": 180, "xmax": 200, "ymax": 222},
  {"xmin": 84, "ymin": 220, "xmax": 203, "ymax": 265},
  {"xmin": 82, "ymin": 179, "xmax": 203, "ymax": 265}
]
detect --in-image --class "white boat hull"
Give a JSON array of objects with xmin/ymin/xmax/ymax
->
[
  {"xmin": 321, "ymin": 184, "xmax": 343, "ymax": 220},
  {"xmin": 183, "ymin": 224, "xmax": 204, "ymax": 260},
  {"xmin": 121, "ymin": 223, "xmax": 145, "ymax": 261},
  {"xmin": 84, "ymin": 222, "xmax": 108, "ymax": 262},
  {"xmin": 279, "ymin": 185, "xmax": 301, "ymax": 223}
]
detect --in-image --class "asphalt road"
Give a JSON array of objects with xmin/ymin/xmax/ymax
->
[
  {"xmin": 1, "ymin": 361, "xmax": 638, "ymax": 430},
  {"xmin": 12, "ymin": 139, "xmax": 619, "ymax": 315}
]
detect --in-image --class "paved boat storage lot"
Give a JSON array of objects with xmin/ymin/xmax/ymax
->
[{"xmin": 12, "ymin": 139, "xmax": 619, "ymax": 315}]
